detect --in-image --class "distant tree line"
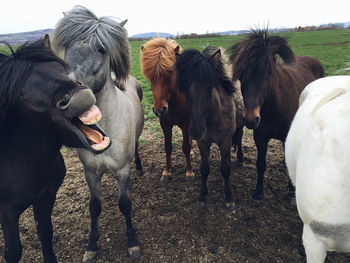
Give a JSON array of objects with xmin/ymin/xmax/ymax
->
[{"xmin": 129, "ymin": 23, "xmax": 349, "ymax": 41}]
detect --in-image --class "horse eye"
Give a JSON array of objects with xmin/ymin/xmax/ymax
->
[{"xmin": 98, "ymin": 47, "xmax": 106, "ymax": 55}]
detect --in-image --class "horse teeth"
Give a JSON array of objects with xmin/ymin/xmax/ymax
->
[{"xmin": 85, "ymin": 113, "xmax": 102, "ymax": 125}]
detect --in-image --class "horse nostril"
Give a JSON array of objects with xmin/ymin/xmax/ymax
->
[
  {"xmin": 254, "ymin": 116, "xmax": 261, "ymax": 126},
  {"xmin": 56, "ymin": 96, "xmax": 70, "ymax": 110},
  {"xmin": 152, "ymin": 107, "xmax": 161, "ymax": 117}
]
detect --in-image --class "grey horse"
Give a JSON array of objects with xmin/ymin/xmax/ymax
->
[{"xmin": 52, "ymin": 5, "xmax": 144, "ymax": 261}]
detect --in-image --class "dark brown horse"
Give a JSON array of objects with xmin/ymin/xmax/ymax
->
[
  {"xmin": 141, "ymin": 38, "xmax": 194, "ymax": 181},
  {"xmin": 228, "ymin": 29, "xmax": 325, "ymax": 201},
  {"xmin": 175, "ymin": 46, "xmax": 243, "ymax": 210}
]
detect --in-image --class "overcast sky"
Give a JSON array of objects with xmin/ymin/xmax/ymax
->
[{"xmin": 0, "ymin": 0, "xmax": 349, "ymax": 36}]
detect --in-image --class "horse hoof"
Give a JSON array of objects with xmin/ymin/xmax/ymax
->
[
  {"xmin": 298, "ymin": 243, "xmax": 306, "ymax": 257},
  {"xmin": 82, "ymin": 250, "xmax": 98, "ymax": 263},
  {"xmin": 234, "ymin": 161, "xmax": 244, "ymax": 168},
  {"xmin": 225, "ymin": 202, "xmax": 236, "ymax": 211},
  {"xmin": 160, "ymin": 175, "xmax": 172, "ymax": 182},
  {"xmin": 196, "ymin": 200, "xmax": 206, "ymax": 209},
  {"xmin": 288, "ymin": 196, "xmax": 296, "ymax": 206},
  {"xmin": 186, "ymin": 175, "xmax": 196, "ymax": 182},
  {"xmin": 136, "ymin": 169, "xmax": 144, "ymax": 177},
  {"xmin": 252, "ymin": 193, "xmax": 263, "ymax": 201},
  {"xmin": 128, "ymin": 246, "xmax": 141, "ymax": 258}
]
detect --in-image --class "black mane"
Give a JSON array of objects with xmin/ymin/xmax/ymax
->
[
  {"xmin": 176, "ymin": 47, "xmax": 234, "ymax": 94},
  {"xmin": 202, "ymin": 46, "xmax": 235, "ymax": 94},
  {"xmin": 0, "ymin": 39, "xmax": 66, "ymax": 119},
  {"xmin": 228, "ymin": 29, "xmax": 295, "ymax": 81}
]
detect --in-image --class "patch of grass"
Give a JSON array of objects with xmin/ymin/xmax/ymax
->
[{"xmin": 131, "ymin": 30, "xmax": 350, "ymax": 116}]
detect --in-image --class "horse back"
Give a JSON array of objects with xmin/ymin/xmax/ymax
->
[
  {"xmin": 296, "ymin": 55, "xmax": 325, "ymax": 79},
  {"xmin": 119, "ymin": 75, "xmax": 144, "ymax": 137}
]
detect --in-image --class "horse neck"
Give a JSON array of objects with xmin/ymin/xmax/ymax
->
[
  {"xmin": 169, "ymin": 85, "xmax": 185, "ymax": 106},
  {"xmin": 94, "ymin": 77, "xmax": 118, "ymax": 112},
  {"xmin": 2, "ymin": 120, "xmax": 61, "ymax": 162},
  {"xmin": 207, "ymin": 86, "xmax": 231, "ymax": 124},
  {"xmin": 92, "ymin": 77, "xmax": 127, "ymax": 134}
]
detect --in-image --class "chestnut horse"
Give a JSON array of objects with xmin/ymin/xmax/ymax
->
[
  {"xmin": 141, "ymin": 38, "xmax": 194, "ymax": 181},
  {"xmin": 228, "ymin": 29, "xmax": 325, "ymax": 201}
]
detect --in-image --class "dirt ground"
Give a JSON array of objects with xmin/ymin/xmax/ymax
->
[{"xmin": 1, "ymin": 118, "xmax": 350, "ymax": 263}]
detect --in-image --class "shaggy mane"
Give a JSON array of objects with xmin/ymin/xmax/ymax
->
[
  {"xmin": 141, "ymin": 38, "xmax": 180, "ymax": 83},
  {"xmin": 176, "ymin": 47, "xmax": 235, "ymax": 94},
  {"xmin": 52, "ymin": 5, "xmax": 130, "ymax": 81},
  {"xmin": 228, "ymin": 29, "xmax": 295, "ymax": 82}
]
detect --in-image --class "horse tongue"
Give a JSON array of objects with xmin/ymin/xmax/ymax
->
[
  {"xmin": 76, "ymin": 123, "xmax": 103, "ymax": 144},
  {"xmin": 79, "ymin": 105, "xmax": 101, "ymax": 125}
]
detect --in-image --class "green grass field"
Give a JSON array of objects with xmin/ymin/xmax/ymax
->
[
  {"xmin": 1, "ymin": 29, "xmax": 349, "ymax": 117},
  {"xmin": 130, "ymin": 29, "xmax": 350, "ymax": 116}
]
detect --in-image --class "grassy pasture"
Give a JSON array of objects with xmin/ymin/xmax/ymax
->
[
  {"xmin": 1, "ymin": 29, "xmax": 349, "ymax": 116},
  {"xmin": 130, "ymin": 29, "xmax": 350, "ymax": 117}
]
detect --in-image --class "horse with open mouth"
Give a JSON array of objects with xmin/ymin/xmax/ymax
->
[
  {"xmin": 52, "ymin": 6, "xmax": 144, "ymax": 261},
  {"xmin": 0, "ymin": 36, "xmax": 110, "ymax": 263}
]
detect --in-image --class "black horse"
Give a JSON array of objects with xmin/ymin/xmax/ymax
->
[
  {"xmin": 176, "ymin": 46, "xmax": 242, "ymax": 210},
  {"xmin": 0, "ymin": 36, "xmax": 110, "ymax": 263}
]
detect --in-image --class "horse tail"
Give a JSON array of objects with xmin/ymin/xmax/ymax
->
[{"xmin": 268, "ymin": 35, "xmax": 295, "ymax": 64}]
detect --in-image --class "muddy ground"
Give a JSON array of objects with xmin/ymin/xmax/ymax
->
[{"xmin": 1, "ymin": 118, "xmax": 350, "ymax": 263}]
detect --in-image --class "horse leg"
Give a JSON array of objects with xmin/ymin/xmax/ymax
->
[
  {"xmin": 253, "ymin": 132, "xmax": 269, "ymax": 200},
  {"xmin": 180, "ymin": 125, "xmax": 194, "ymax": 181},
  {"xmin": 33, "ymin": 194, "xmax": 57, "ymax": 263},
  {"xmin": 303, "ymin": 224, "xmax": 327, "ymax": 263},
  {"xmin": 283, "ymin": 142, "xmax": 296, "ymax": 205},
  {"xmin": 233, "ymin": 124, "xmax": 244, "ymax": 166},
  {"xmin": 196, "ymin": 141, "xmax": 211, "ymax": 209},
  {"xmin": 160, "ymin": 120, "xmax": 173, "ymax": 181},
  {"xmin": 218, "ymin": 141, "xmax": 235, "ymax": 211},
  {"xmin": 0, "ymin": 209, "xmax": 22, "ymax": 263},
  {"xmin": 135, "ymin": 141, "xmax": 144, "ymax": 177},
  {"xmin": 117, "ymin": 165, "xmax": 140, "ymax": 258},
  {"xmin": 82, "ymin": 168, "xmax": 103, "ymax": 263}
]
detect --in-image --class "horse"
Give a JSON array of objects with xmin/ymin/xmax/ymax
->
[
  {"xmin": 0, "ymin": 36, "xmax": 110, "ymax": 263},
  {"xmin": 52, "ymin": 6, "xmax": 144, "ymax": 261},
  {"xmin": 228, "ymin": 29, "xmax": 325, "ymax": 201},
  {"xmin": 285, "ymin": 75, "xmax": 350, "ymax": 262},
  {"xmin": 175, "ymin": 46, "xmax": 242, "ymax": 210},
  {"xmin": 140, "ymin": 37, "xmax": 195, "ymax": 181}
]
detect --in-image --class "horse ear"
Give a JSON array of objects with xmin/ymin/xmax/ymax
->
[
  {"xmin": 43, "ymin": 34, "xmax": 51, "ymax": 49},
  {"xmin": 211, "ymin": 49, "xmax": 221, "ymax": 62},
  {"xmin": 141, "ymin": 45, "xmax": 144, "ymax": 51},
  {"xmin": 120, "ymin": 19, "xmax": 128, "ymax": 27},
  {"xmin": 174, "ymin": 45, "xmax": 180, "ymax": 54},
  {"xmin": 62, "ymin": 11, "xmax": 66, "ymax": 16}
]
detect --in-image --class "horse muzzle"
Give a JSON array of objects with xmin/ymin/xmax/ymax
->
[
  {"xmin": 56, "ymin": 88, "xmax": 96, "ymax": 118},
  {"xmin": 243, "ymin": 106, "xmax": 261, "ymax": 129},
  {"xmin": 244, "ymin": 116, "xmax": 261, "ymax": 129},
  {"xmin": 153, "ymin": 106, "xmax": 168, "ymax": 118}
]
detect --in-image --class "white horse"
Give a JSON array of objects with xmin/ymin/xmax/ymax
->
[{"xmin": 285, "ymin": 75, "xmax": 350, "ymax": 262}]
